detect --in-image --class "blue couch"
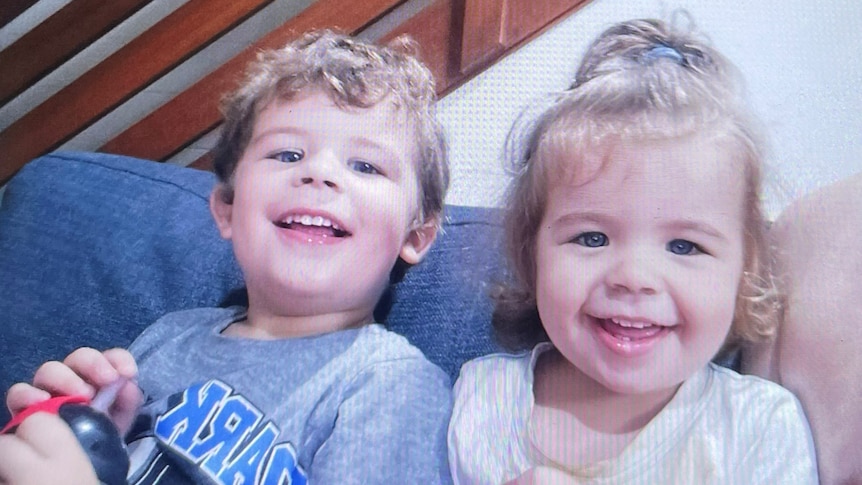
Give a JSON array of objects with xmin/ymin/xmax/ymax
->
[{"xmin": 0, "ymin": 152, "xmax": 504, "ymax": 424}]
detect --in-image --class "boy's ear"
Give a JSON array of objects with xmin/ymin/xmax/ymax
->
[
  {"xmin": 209, "ymin": 185, "xmax": 234, "ymax": 240},
  {"xmin": 399, "ymin": 216, "xmax": 440, "ymax": 265}
]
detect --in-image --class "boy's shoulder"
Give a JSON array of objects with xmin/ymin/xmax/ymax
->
[{"xmin": 344, "ymin": 323, "xmax": 450, "ymax": 382}]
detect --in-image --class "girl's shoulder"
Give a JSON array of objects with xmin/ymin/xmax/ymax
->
[
  {"xmin": 703, "ymin": 363, "xmax": 810, "ymax": 427},
  {"xmin": 707, "ymin": 362, "xmax": 800, "ymax": 402},
  {"xmin": 455, "ymin": 343, "xmax": 551, "ymax": 390}
]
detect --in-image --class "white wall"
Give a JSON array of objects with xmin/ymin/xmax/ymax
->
[{"xmin": 438, "ymin": 0, "xmax": 862, "ymax": 219}]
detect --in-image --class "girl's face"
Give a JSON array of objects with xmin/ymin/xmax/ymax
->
[{"xmin": 534, "ymin": 133, "xmax": 746, "ymax": 397}]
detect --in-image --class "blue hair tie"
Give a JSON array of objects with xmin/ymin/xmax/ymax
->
[{"xmin": 642, "ymin": 45, "xmax": 685, "ymax": 65}]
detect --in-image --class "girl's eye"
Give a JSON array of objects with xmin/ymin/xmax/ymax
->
[
  {"xmin": 350, "ymin": 160, "xmax": 381, "ymax": 175},
  {"xmin": 269, "ymin": 150, "xmax": 303, "ymax": 163},
  {"xmin": 667, "ymin": 239, "xmax": 702, "ymax": 255},
  {"xmin": 573, "ymin": 232, "xmax": 608, "ymax": 248}
]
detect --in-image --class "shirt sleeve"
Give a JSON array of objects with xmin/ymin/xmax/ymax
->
[
  {"xmin": 738, "ymin": 391, "xmax": 819, "ymax": 484},
  {"xmin": 308, "ymin": 356, "xmax": 454, "ymax": 485},
  {"xmin": 448, "ymin": 356, "xmax": 531, "ymax": 485}
]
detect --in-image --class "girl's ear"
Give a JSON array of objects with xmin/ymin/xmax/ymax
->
[
  {"xmin": 399, "ymin": 216, "xmax": 440, "ymax": 265},
  {"xmin": 209, "ymin": 185, "xmax": 234, "ymax": 240}
]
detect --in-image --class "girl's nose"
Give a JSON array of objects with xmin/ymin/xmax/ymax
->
[{"xmin": 605, "ymin": 250, "xmax": 661, "ymax": 296}]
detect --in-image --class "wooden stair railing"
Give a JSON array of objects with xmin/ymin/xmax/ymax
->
[
  {"xmin": 101, "ymin": 0, "xmax": 405, "ymax": 167},
  {"xmin": 0, "ymin": 1, "xmax": 39, "ymax": 30},
  {"xmin": 0, "ymin": 0, "xmax": 155, "ymax": 106},
  {"xmin": 0, "ymin": 0, "xmax": 591, "ymax": 184},
  {"xmin": 0, "ymin": 0, "xmax": 280, "ymax": 185}
]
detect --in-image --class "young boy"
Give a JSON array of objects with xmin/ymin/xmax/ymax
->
[{"xmin": 0, "ymin": 30, "xmax": 453, "ymax": 484}]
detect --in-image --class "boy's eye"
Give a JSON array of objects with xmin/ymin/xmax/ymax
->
[
  {"xmin": 573, "ymin": 232, "xmax": 608, "ymax": 248},
  {"xmin": 269, "ymin": 150, "xmax": 303, "ymax": 163},
  {"xmin": 349, "ymin": 160, "xmax": 381, "ymax": 175},
  {"xmin": 667, "ymin": 239, "xmax": 702, "ymax": 255}
]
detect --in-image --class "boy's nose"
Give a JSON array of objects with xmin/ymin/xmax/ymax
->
[
  {"xmin": 292, "ymin": 153, "xmax": 341, "ymax": 190},
  {"xmin": 605, "ymin": 251, "xmax": 660, "ymax": 296},
  {"xmin": 300, "ymin": 176, "xmax": 337, "ymax": 188}
]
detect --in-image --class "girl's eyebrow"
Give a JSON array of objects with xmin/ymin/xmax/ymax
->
[
  {"xmin": 664, "ymin": 220, "xmax": 728, "ymax": 240},
  {"xmin": 552, "ymin": 211, "xmax": 610, "ymax": 226},
  {"xmin": 552, "ymin": 211, "xmax": 729, "ymax": 241}
]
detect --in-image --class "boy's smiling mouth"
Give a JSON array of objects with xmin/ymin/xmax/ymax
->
[{"xmin": 273, "ymin": 213, "xmax": 351, "ymax": 238}]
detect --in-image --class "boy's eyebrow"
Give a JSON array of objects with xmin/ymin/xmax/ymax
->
[
  {"xmin": 250, "ymin": 129, "xmax": 407, "ymax": 164},
  {"xmin": 250, "ymin": 126, "xmax": 306, "ymax": 145},
  {"xmin": 351, "ymin": 136, "xmax": 407, "ymax": 163}
]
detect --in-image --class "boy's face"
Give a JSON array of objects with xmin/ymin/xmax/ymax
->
[
  {"xmin": 210, "ymin": 89, "xmax": 436, "ymax": 332},
  {"xmin": 534, "ymin": 133, "xmax": 745, "ymax": 399}
]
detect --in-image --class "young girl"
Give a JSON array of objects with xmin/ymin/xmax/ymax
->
[{"xmin": 448, "ymin": 18, "xmax": 818, "ymax": 484}]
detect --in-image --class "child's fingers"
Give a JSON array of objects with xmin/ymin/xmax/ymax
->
[
  {"xmin": 110, "ymin": 381, "xmax": 144, "ymax": 435},
  {"xmin": 89, "ymin": 349, "xmax": 141, "ymax": 434},
  {"xmin": 0, "ymin": 432, "xmax": 39, "ymax": 482},
  {"xmin": 5, "ymin": 383, "xmax": 51, "ymax": 416},
  {"xmin": 102, "ymin": 348, "xmax": 138, "ymax": 380},
  {"xmin": 62, "ymin": 347, "xmax": 122, "ymax": 387},
  {"xmin": 11, "ymin": 412, "xmax": 78, "ymax": 456},
  {"xmin": 31, "ymin": 360, "xmax": 95, "ymax": 399},
  {"xmin": 0, "ymin": 413, "xmax": 99, "ymax": 484}
]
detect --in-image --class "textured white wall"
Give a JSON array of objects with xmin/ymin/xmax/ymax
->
[{"xmin": 438, "ymin": 0, "xmax": 862, "ymax": 219}]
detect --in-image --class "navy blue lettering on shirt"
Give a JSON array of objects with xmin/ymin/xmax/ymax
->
[{"xmin": 128, "ymin": 380, "xmax": 307, "ymax": 485}]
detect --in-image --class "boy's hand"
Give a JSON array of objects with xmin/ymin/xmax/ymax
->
[
  {"xmin": 6, "ymin": 347, "xmax": 142, "ymax": 434},
  {"xmin": 0, "ymin": 412, "xmax": 99, "ymax": 485}
]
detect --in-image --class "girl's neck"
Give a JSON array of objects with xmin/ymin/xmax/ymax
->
[{"xmin": 530, "ymin": 349, "xmax": 679, "ymax": 467}]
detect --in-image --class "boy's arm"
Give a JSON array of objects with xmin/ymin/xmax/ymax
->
[
  {"xmin": 0, "ymin": 412, "xmax": 99, "ymax": 485},
  {"xmin": 310, "ymin": 357, "xmax": 453, "ymax": 485}
]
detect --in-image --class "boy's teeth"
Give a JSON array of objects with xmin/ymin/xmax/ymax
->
[{"xmin": 283, "ymin": 214, "xmax": 339, "ymax": 229}]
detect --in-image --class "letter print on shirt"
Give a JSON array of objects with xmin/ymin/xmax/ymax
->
[{"xmin": 127, "ymin": 380, "xmax": 307, "ymax": 485}]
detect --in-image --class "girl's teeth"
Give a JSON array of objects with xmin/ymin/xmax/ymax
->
[{"xmin": 610, "ymin": 318, "xmax": 653, "ymax": 329}]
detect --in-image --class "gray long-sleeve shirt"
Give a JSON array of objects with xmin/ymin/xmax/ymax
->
[{"xmin": 125, "ymin": 306, "xmax": 453, "ymax": 484}]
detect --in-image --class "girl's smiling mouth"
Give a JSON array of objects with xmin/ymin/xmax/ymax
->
[{"xmin": 591, "ymin": 316, "xmax": 673, "ymax": 357}]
